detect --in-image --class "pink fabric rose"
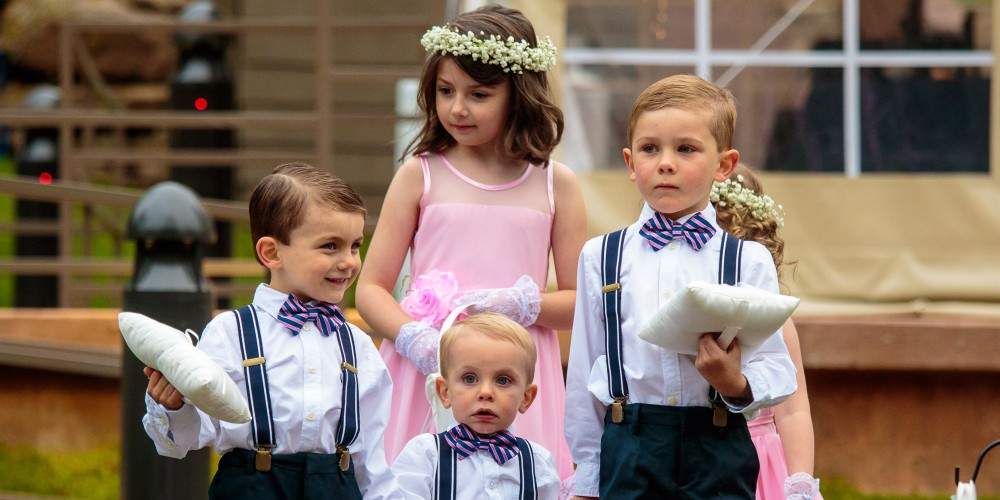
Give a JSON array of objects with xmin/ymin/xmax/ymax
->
[{"xmin": 400, "ymin": 270, "xmax": 459, "ymax": 329}]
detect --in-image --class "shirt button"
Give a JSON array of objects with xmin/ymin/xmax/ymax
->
[
  {"xmin": 488, "ymin": 481, "xmax": 496, "ymax": 489},
  {"xmin": 159, "ymin": 417, "xmax": 167, "ymax": 425},
  {"xmin": 303, "ymin": 325, "xmax": 311, "ymax": 331},
  {"xmin": 309, "ymin": 367, "xmax": 318, "ymax": 374},
  {"xmin": 662, "ymin": 290, "xmax": 673, "ymax": 299},
  {"xmin": 668, "ymin": 396, "xmax": 678, "ymax": 405},
  {"xmin": 667, "ymin": 241, "xmax": 679, "ymax": 250},
  {"xmin": 307, "ymin": 413, "xmax": 316, "ymax": 421}
]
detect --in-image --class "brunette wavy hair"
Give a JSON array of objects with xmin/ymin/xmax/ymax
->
[
  {"xmin": 403, "ymin": 4, "xmax": 563, "ymax": 166},
  {"xmin": 714, "ymin": 163, "xmax": 794, "ymax": 287}
]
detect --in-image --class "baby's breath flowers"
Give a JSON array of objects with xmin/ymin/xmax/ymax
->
[
  {"xmin": 711, "ymin": 174, "xmax": 785, "ymax": 226},
  {"xmin": 420, "ymin": 25, "xmax": 558, "ymax": 74}
]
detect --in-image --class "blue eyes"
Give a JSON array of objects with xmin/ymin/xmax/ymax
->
[{"xmin": 461, "ymin": 374, "xmax": 512, "ymax": 385}]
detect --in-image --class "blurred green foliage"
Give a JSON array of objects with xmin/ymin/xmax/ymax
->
[
  {"xmin": 0, "ymin": 442, "xmax": 119, "ymax": 500},
  {"xmin": 0, "ymin": 157, "xmax": 13, "ymax": 306},
  {"xmin": 0, "ymin": 442, "xmax": 223, "ymax": 500}
]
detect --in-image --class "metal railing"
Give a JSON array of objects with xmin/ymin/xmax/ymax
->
[{"xmin": 0, "ymin": 4, "xmax": 439, "ymax": 307}]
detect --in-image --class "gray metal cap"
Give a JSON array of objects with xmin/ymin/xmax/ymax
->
[
  {"xmin": 23, "ymin": 84, "xmax": 61, "ymax": 109},
  {"xmin": 127, "ymin": 181, "xmax": 215, "ymax": 243}
]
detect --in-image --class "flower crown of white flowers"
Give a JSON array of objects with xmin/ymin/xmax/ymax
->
[
  {"xmin": 420, "ymin": 25, "xmax": 558, "ymax": 74},
  {"xmin": 711, "ymin": 174, "xmax": 785, "ymax": 227}
]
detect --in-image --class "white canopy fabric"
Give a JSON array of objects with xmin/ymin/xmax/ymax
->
[{"xmin": 577, "ymin": 171, "xmax": 1000, "ymax": 317}]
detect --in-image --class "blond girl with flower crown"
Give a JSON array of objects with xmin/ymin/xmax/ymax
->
[
  {"xmin": 356, "ymin": 4, "xmax": 586, "ymax": 480},
  {"xmin": 715, "ymin": 163, "xmax": 822, "ymax": 500}
]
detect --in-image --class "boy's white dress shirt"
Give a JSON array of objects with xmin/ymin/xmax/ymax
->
[
  {"xmin": 143, "ymin": 283, "xmax": 402, "ymax": 500},
  {"xmin": 392, "ymin": 432, "xmax": 560, "ymax": 500},
  {"xmin": 564, "ymin": 202, "xmax": 798, "ymax": 497}
]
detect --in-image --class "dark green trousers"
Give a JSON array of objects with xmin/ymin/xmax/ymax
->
[
  {"xmin": 599, "ymin": 403, "xmax": 758, "ymax": 500},
  {"xmin": 209, "ymin": 448, "xmax": 363, "ymax": 500}
]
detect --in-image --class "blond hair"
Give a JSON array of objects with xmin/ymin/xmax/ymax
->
[
  {"xmin": 626, "ymin": 74, "xmax": 737, "ymax": 151},
  {"xmin": 439, "ymin": 312, "xmax": 537, "ymax": 382}
]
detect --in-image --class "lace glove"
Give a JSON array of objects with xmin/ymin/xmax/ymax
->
[
  {"xmin": 453, "ymin": 275, "xmax": 542, "ymax": 327},
  {"xmin": 785, "ymin": 472, "xmax": 820, "ymax": 500},
  {"xmin": 395, "ymin": 321, "xmax": 441, "ymax": 375}
]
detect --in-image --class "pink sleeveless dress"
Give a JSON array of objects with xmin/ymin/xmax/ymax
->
[{"xmin": 379, "ymin": 153, "xmax": 574, "ymax": 479}]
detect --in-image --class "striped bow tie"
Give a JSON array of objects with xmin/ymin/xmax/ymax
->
[
  {"xmin": 639, "ymin": 211, "xmax": 716, "ymax": 251},
  {"xmin": 443, "ymin": 424, "xmax": 520, "ymax": 465},
  {"xmin": 276, "ymin": 294, "xmax": 346, "ymax": 336}
]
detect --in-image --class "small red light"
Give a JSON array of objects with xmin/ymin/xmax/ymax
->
[
  {"xmin": 194, "ymin": 97, "xmax": 208, "ymax": 111},
  {"xmin": 39, "ymin": 172, "xmax": 53, "ymax": 185}
]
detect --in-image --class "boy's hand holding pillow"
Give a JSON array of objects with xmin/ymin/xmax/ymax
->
[
  {"xmin": 119, "ymin": 312, "xmax": 251, "ymax": 424},
  {"xmin": 637, "ymin": 281, "xmax": 799, "ymax": 360}
]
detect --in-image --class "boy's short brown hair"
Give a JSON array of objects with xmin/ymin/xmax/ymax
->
[
  {"xmin": 439, "ymin": 312, "xmax": 537, "ymax": 382},
  {"xmin": 626, "ymin": 74, "xmax": 737, "ymax": 151},
  {"xmin": 248, "ymin": 162, "xmax": 366, "ymax": 262}
]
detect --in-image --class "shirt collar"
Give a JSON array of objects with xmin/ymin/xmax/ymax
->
[{"xmin": 253, "ymin": 283, "xmax": 295, "ymax": 320}]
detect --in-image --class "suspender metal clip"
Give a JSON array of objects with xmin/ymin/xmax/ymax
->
[
  {"xmin": 709, "ymin": 388, "xmax": 728, "ymax": 427},
  {"xmin": 337, "ymin": 445, "xmax": 351, "ymax": 471},
  {"xmin": 255, "ymin": 445, "xmax": 275, "ymax": 472},
  {"xmin": 611, "ymin": 397, "xmax": 626, "ymax": 424}
]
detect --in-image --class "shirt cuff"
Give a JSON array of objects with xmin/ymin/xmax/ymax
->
[
  {"xmin": 573, "ymin": 461, "xmax": 601, "ymax": 497},
  {"xmin": 724, "ymin": 369, "xmax": 766, "ymax": 413}
]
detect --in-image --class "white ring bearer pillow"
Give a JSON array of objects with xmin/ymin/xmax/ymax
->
[{"xmin": 637, "ymin": 281, "xmax": 800, "ymax": 360}]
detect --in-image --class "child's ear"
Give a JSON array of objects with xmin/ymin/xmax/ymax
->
[
  {"xmin": 255, "ymin": 237, "xmax": 282, "ymax": 271},
  {"xmin": 518, "ymin": 383, "xmax": 538, "ymax": 414},
  {"xmin": 623, "ymin": 148, "xmax": 637, "ymax": 182},
  {"xmin": 715, "ymin": 149, "xmax": 739, "ymax": 182},
  {"xmin": 435, "ymin": 376, "xmax": 452, "ymax": 409}
]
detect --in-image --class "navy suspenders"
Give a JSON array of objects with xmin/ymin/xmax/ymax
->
[
  {"xmin": 600, "ymin": 228, "xmax": 744, "ymax": 425},
  {"xmin": 333, "ymin": 314, "xmax": 361, "ymax": 469},
  {"xmin": 433, "ymin": 433, "xmax": 537, "ymax": 500},
  {"xmin": 434, "ymin": 434, "xmax": 457, "ymax": 500},
  {"xmin": 718, "ymin": 232, "xmax": 744, "ymax": 286},
  {"xmin": 600, "ymin": 228, "xmax": 629, "ymax": 423},
  {"xmin": 234, "ymin": 304, "xmax": 360, "ymax": 472},
  {"xmin": 516, "ymin": 439, "xmax": 537, "ymax": 500},
  {"xmin": 234, "ymin": 306, "xmax": 276, "ymax": 471}
]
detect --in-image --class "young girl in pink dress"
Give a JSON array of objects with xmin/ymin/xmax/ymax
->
[
  {"xmin": 355, "ymin": 4, "xmax": 586, "ymax": 480},
  {"xmin": 714, "ymin": 163, "xmax": 822, "ymax": 500}
]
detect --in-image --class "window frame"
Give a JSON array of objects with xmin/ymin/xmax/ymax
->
[{"xmin": 561, "ymin": 0, "xmax": 995, "ymax": 177}]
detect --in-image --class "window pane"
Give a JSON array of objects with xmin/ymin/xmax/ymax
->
[
  {"xmin": 711, "ymin": 0, "xmax": 843, "ymax": 50},
  {"xmin": 734, "ymin": 67, "xmax": 846, "ymax": 173},
  {"xmin": 860, "ymin": 0, "xmax": 992, "ymax": 51},
  {"xmin": 860, "ymin": 67, "xmax": 989, "ymax": 173},
  {"xmin": 563, "ymin": 65, "xmax": 695, "ymax": 170},
  {"xmin": 563, "ymin": 0, "xmax": 992, "ymax": 174},
  {"xmin": 567, "ymin": 0, "xmax": 695, "ymax": 49},
  {"xmin": 709, "ymin": 66, "xmax": 838, "ymax": 172}
]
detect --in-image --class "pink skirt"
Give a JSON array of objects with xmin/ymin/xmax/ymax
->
[
  {"xmin": 749, "ymin": 408, "xmax": 789, "ymax": 500},
  {"xmin": 749, "ymin": 408, "xmax": 823, "ymax": 500}
]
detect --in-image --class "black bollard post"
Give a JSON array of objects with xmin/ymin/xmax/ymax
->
[
  {"xmin": 120, "ymin": 182, "xmax": 215, "ymax": 500},
  {"xmin": 15, "ymin": 84, "xmax": 61, "ymax": 307},
  {"xmin": 169, "ymin": 0, "xmax": 235, "ymax": 310}
]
